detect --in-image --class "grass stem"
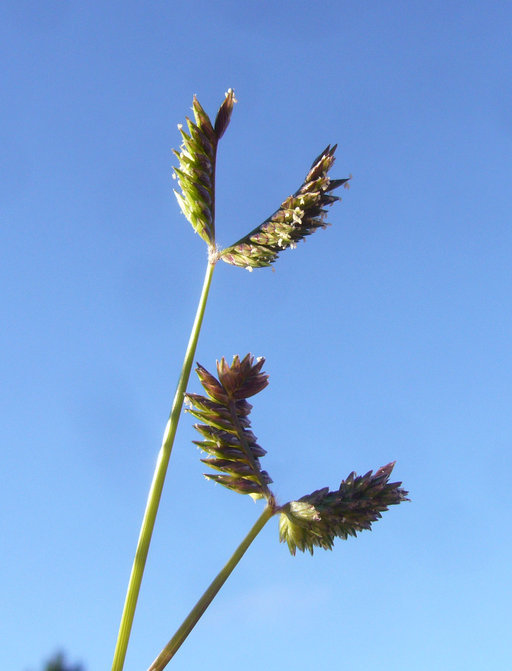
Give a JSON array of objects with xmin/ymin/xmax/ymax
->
[
  {"xmin": 148, "ymin": 504, "xmax": 274, "ymax": 671},
  {"xmin": 111, "ymin": 259, "xmax": 216, "ymax": 671}
]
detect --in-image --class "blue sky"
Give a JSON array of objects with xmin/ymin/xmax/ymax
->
[{"xmin": 2, "ymin": 2, "xmax": 511, "ymax": 670}]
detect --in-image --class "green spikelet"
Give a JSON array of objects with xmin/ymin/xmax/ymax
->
[
  {"xmin": 173, "ymin": 89, "xmax": 236, "ymax": 246},
  {"xmin": 279, "ymin": 462, "xmax": 409, "ymax": 555},
  {"xmin": 185, "ymin": 354, "xmax": 274, "ymax": 501},
  {"xmin": 220, "ymin": 146, "xmax": 351, "ymax": 269}
]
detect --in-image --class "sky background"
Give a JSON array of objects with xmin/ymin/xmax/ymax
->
[{"xmin": 2, "ymin": 2, "xmax": 511, "ymax": 670}]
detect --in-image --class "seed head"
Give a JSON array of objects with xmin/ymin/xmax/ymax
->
[
  {"xmin": 220, "ymin": 146, "xmax": 350, "ymax": 269},
  {"xmin": 173, "ymin": 89, "xmax": 236, "ymax": 247},
  {"xmin": 185, "ymin": 354, "xmax": 273, "ymax": 501},
  {"xmin": 279, "ymin": 462, "xmax": 409, "ymax": 555}
]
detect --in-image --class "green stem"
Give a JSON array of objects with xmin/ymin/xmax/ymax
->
[
  {"xmin": 148, "ymin": 504, "xmax": 274, "ymax": 671},
  {"xmin": 111, "ymin": 260, "xmax": 216, "ymax": 671}
]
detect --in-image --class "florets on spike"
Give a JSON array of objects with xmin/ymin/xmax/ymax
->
[
  {"xmin": 279, "ymin": 463, "xmax": 409, "ymax": 555},
  {"xmin": 220, "ymin": 146, "xmax": 350, "ymax": 269},
  {"xmin": 173, "ymin": 89, "xmax": 236, "ymax": 247},
  {"xmin": 185, "ymin": 354, "xmax": 273, "ymax": 501}
]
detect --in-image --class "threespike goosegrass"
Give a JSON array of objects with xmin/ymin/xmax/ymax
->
[
  {"xmin": 111, "ymin": 90, "xmax": 405, "ymax": 671},
  {"xmin": 147, "ymin": 355, "xmax": 408, "ymax": 670}
]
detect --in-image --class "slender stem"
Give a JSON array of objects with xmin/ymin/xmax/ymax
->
[
  {"xmin": 111, "ymin": 260, "xmax": 216, "ymax": 671},
  {"xmin": 148, "ymin": 505, "xmax": 274, "ymax": 671}
]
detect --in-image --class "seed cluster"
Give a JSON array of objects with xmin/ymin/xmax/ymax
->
[
  {"xmin": 185, "ymin": 354, "xmax": 273, "ymax": 501},
  {"xmin": 279, "ymin": 463, "xmax": 409, "ymax": 555},
  {"xmin": 173, "ymin": 90, "xmax": 235, "ymax": 246},
  {"xmin": 220, "ymin": 146, "xmax": 350, "ymax": 269}
]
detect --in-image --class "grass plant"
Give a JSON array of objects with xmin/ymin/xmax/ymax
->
[{"xmin": 110, "ymin": 90, "xmax": 407, "ymax": 671}]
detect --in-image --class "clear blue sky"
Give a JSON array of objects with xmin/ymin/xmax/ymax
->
[{"xmin": 2, "ymin": 2, "xmax": 511, "ymax": 670}]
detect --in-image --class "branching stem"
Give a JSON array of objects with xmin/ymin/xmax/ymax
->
[
  {"xmin": 111, "ymin": 259, "xmax": 216, "ymax": 671},
  {"xmin": 147, "ymin": 504, "xmax": 275, "ymax": 671}
]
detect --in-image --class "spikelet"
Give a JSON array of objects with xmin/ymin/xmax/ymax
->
[
  {"xmin": 279, "ymin": 463, "xmax": 409, "ymax": 555},
  {"xmin": 185, "ymin": 354, "xmax": 273, "ymax": 501},
  {"xmin": 173, "ymin": 89, "xmax": 236, "ymax": 246},
  {"xmin": 220, "ymin": 146, "xmax": 350, "ymax": 269}
]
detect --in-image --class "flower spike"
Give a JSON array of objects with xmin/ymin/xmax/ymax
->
[
  {"xmin": 279, "ymin": 463, "xmax": 409, "ymax": 555},
  {"xmin": 173, "ymin": 89, "xmax": 236, "ymax": 247},
  {"xmin": 220, "ymin": 145, "xmax": 351, "ymax": 269},
  {"xmin": 185, "ymin": 354, "xmax": 274, "ymax": 501}
]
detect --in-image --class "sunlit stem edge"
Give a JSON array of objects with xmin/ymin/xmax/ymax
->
[
  {"xmin": 111, "ymin": 259, "xmax": 216, "ymax": 671},
  {"xmin": 147, "ymin": 504, "xmax": 275, "ymax": 671}
]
